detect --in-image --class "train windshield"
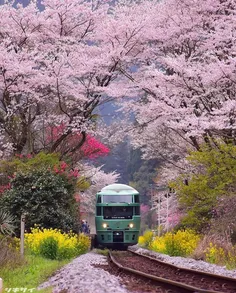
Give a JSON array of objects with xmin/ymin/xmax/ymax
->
[
  {"xmin": 102, "ymin": 195, "xmax": 133, "ymax": 203},
  {"xmin": 103, "ymin": 206, "xmax": 133, "ymax": 219}
]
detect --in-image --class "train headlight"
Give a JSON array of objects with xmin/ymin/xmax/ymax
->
[
  {"xmin": 129, "ymin": 223, "xmax": 134, "ymax": 228},
  {"xmin": 102, "ymin": 223, "xmax": 108, "ymax": 228}
]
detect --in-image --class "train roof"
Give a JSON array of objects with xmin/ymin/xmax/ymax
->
[{"xmin": 98, "ymin": 184, "xmax": 139, "ymax": 195}]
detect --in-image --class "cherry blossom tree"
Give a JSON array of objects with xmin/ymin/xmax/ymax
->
[
  {"xmin": 1, "ymin": 0, "xmax": 235, "ymax": 188},
  {"xmin": 77, "ymin": 164, "xmax": 119, "ymax": 214},
  {"xmin": 128, "ymin": 0, "xmax": 236, "ymax": 182},
  {"xmin": 0, "ymin": 0, "xmax": 152, "ymax": 158},
  {"xmin": 152, "ymin": 190, "xmax": 180, "ymax": 232}
]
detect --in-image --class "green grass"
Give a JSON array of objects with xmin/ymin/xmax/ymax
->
[{"xmin": 0, "ymin": 254, "xmax": 70, "ymax": 293}]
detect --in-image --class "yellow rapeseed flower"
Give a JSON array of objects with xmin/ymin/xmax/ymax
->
[{"xmin": 25, "ymin": 227, "xmax": 90, "ymax": 259}]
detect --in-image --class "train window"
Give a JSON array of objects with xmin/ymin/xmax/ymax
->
[
  {"xmin": 134, "ymin": 195, "xmax": 139, "ymax": 203},
  {"xmin": 102, "ymin": 195, "xmax": 133, "ymax": 203},
  {"xmin": 96, "ymin": 206, "xmax": 101, "ymax": 216},
  {"xmin": 97, "ymin": 195, "xmax": 101, "ymax": 203},
  {"xmin": 134, "ymin": 206, "xmax": 140, "ymax": 215},
  {"xmin": 103, "ymin": 206, "xmax": 133, "ymax": 219}
]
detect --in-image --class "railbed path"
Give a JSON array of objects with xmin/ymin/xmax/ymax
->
[
  {"xmin": 38, "ymin": 246, "xmax": 236, "ymax": 293},
  {"xmin": 38, "ymin": 252, "xmax": 129, "ymax": 293},
  {"xmin": 128, "ymin": 246, "xmax": 236, "ymax": 279}
]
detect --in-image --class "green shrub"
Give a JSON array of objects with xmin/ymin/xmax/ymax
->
[
  {"xmin": 39, "ymin": 236, "xmax": 59, "ymax": 260},
  {"xmin": 57, "ymin": 245, "xmax": 75, "ymax": 260},
  {"xmin": 1, "ymin": 169, "xmax": 78, "ymax": 235}
]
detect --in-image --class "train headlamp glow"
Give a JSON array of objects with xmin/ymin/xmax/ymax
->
[
  {"xmin": 102, "ymin": 223, "xmax": 108, "ymax": 228},
  {"xmin": 129, "ymin": 223, "xmax": 134, "ymax": 228}
]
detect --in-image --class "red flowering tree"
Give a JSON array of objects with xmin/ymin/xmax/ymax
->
[{"xmin": 46, "ymin": 123, "xmax": 109, "ymax": 163}]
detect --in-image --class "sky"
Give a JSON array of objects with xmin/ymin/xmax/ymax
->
[{"xmin": 0, "ymin": 0, "xmax": 44, "ymax": 9}]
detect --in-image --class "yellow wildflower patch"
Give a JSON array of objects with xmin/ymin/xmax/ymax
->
[
  {"xmin": 141, "ymin": 229, "xmax": 200, "ymax": 257},
  {"xmin": 25, "ymin": 226, "xmax": 90, "ymax": 260}
]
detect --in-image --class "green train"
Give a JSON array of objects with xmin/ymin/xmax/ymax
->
[{"xmin": 94, "ymin": 183, "xmax": 141, "ymax": 248}]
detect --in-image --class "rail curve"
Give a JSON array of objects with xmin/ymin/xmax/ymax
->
[{"xmin": 109, "ymin": 250, "xmax": 236, "ymax": 293}]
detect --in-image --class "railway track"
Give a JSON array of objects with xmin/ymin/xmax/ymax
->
[{"xmin": 108, "ymin": 250, "xmax": 236, "ymax": 293}]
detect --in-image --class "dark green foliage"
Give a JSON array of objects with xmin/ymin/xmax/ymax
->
[
  {"xmin": 39, "ymin": 236, "xmax": 58, "ymax": 260},
  {"xmin": 0, "ymin": 170, "xmax": 78, "ymax": 236}
]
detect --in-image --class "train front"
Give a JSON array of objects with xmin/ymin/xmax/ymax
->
[{"xmin": 95, "ymin": 184, "xmax": 141, "ymax": 248}]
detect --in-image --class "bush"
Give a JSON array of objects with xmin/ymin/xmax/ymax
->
[
  {"xmin": 1, "ymin": 169, "xmax": 78, "ymax": 235},
  {"xmin": 25, "ymin": 227, "xmax": 90, "ymax": 260},
  {"xmin": 39, "ymin": 236, "xmax": 59, "ymax": 260}
]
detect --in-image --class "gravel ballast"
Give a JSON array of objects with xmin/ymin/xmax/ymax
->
[
  {"xmin": 129, "ymin": 245, "xmax": 236, "ymax": 279},
  {"xmin": 38, "ymin": 246, "xmax": 236, "ymax": 292},
  {"xmin": 38, "ymin": 251, "xmax": 129, "ymax": 293}
]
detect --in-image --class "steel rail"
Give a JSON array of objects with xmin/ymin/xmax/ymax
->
[
  {"xmin": 128, "ymin": 248, "xmax": 236, "ymax": 284},
  {"xmin": 109, "ymin": 251, "xmax": 220, "ymax": 293}
]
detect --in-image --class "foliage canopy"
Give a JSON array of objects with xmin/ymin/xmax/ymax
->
[
  {"xmin": 0, "ymin": 153, "xmax": 79, "ymax": 235},
  {"xmin": 172, "ymin": 143, "xmax": 236, "ymax": 231}
]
